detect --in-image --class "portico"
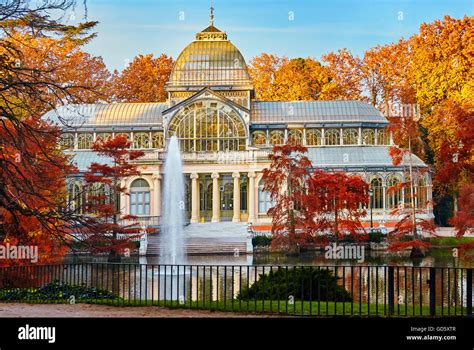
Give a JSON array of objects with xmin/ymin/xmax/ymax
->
[{"xmin": 188, "ymin": 170, "xmax": 256, "ymax": 223}]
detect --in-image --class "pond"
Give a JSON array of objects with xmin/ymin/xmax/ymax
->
[{"xmin": 63, "ymin": 248, "xmax": 472, "ymax": 268}]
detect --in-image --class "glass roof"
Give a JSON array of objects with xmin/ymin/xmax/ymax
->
[
  {"xmin": 43, "ymin": 103, "xmax": 167, "ymax": 127},
  {"xmin": 251, "ymin": 101, "xmax": 388, "ymax": 124},
  {"xmin": 306, "ymin": 146, "xmax": 427, "ymax": 168}
]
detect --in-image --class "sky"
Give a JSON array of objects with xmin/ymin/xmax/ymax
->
[{"xmin": 68, "ymin": 0, "xmax": 473, "ymax": 72}]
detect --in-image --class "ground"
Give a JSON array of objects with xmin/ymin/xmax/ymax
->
[{"xmin": 0, "ymin": 303, "xmax": 271, "ymax": 318}]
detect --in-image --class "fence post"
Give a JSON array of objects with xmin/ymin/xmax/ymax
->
[
  {"xmin": 429, "ymin": 267, "xmax": 436, "ymax": 317},
  {"xmin": 388, "ymin": 266, "xmax": 394, "ymax": 316},
  {"xmin": 467, "ymin": 269, "xmax": 472, "ymax": 317}
]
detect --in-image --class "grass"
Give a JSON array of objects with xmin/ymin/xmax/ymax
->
[{"xmin": 430, "ymin": 237, "xmax": 474, "ymax": 247}]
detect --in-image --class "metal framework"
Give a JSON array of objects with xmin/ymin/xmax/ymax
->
[{"xmin": 167, "ymin": 100, "xmax": 246, "ymax": 152}]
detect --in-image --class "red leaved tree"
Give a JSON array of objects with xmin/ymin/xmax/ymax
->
[
  {"xmin": 449, "ymin": 184, "xmax": 474, "ymax": 237},
  {"xmin": 262, "ymin": 143, "xmax": 312, "ymax": 251},
  {"xmin": 433, "ymin": 101, "xmax": 473, "ymax": 220},
  {"xmin": 385, "ymin": 171, "xmax": 436, "ymax": 257},
  {"xmin": 387, "ymin": 106, "xmax": 434, "ymax": 257},
  {"xmin": 0, "ymin": 116, "xmax": 76, "ymax": 266},
  {"xmin": 82, "ymin": 135, "xmax": 144, "ymax": 262},
  {"xmin": 306, "ymin": 170, "xmax": 369, "ymax": 242}
]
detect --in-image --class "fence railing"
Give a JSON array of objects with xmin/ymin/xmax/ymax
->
[{"xmin": 0, "ymin": 263, "xmax": 471, "ymax": 317}]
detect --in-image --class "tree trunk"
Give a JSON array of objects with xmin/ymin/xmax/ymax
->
[{"xmin": 108, "ymin": 176, "xmax": 121, "ymax": 263}]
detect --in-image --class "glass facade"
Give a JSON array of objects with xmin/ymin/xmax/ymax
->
[{"xmin": 168, "ymin": 100, "xmax": 246, "ymax": 152}]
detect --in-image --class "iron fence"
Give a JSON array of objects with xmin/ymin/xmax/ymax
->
[{"xmin": 0, "ymin": 263, "xmax": 471, "ymax": 317}]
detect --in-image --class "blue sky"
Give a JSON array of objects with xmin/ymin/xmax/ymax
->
[{"xmin": 72, "ymin": 0, "xmax": 472, "ymax": 71}]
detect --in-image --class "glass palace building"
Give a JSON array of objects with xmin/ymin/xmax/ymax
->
[{"xmin": 44, "ymin": 18, "xmax": 433, "ymax": 229}]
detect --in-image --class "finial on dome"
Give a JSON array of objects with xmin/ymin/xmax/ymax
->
[{"xmin": 210, "ymin": 1, "xmax": 214, "ymax": 26}]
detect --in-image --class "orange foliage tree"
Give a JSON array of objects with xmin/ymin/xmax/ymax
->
[
  {"xmin": 112, "ymin": 53, "xmax": 174, "ymax": 102},
  {"xmin": 248, "ymin": 55, "xmax": 333, "ymax": 101},
  {"xmin": 0, "ymin": 1, "xmax": 101, "ymax": 265},
  {"xmin": 0, "ymin": 117, "xmax": 75, "ymax": 265}
]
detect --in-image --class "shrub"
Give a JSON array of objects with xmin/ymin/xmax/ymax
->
[
  {"xmin": 252, "ymin": 235, "xmax": 272, "ymax": 247},
  {"xmin": 0, "ymin": 280, "xmax": 118, "ymax": 302},
  {"xmin": 237, "ymin": 267, "xmax": 351, "ymax": 302},
  {"xmin": 368, "ymin": 230, "xmax": 385, "ymax": 243}
]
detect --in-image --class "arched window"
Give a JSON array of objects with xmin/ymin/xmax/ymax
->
[
  {"xmin": 130, "ymin": 179, "xmax": 150, "ymax": 216},
  {"xmin": 362, "ymin": 129, "xmax": 375, "ymax": 145},
  {"xmin": 324, "ymin": 129, "xmax": 340, "ymax": 146},
  {"xmin": 60, "ymin": 134, "xmax": 75, "ymax": 149},
  {"xmin": 68, "ymin": 183, "xmax": 85, "ymax": 214},
  {"xmin": 152, "ymin": 132, "xmax": 164, "ymax": 148},
  {"xmin": 258, "ymin": 182, "xmax": 275, "ymax": 214},
  {"xmin": 370, "ymin": 178, "xmax": 383, "ymax": 209},
  {"xmin": 306, "ymin": 129, "xmax": 322, "ymax": 146},
  {"xmin": 269, "ymin": 130, "xmax": 284, "ymax": 145},
  {"xmin": 252, "ymin": 131, "xmax": 266, "ymax": 146},
  {"xmin": 377, "ymin": 129, "xmax": 390, "ymax": 145},
  {"xmin": 343, "ymin": 128, "xmax": 358, "ymax": 145},
  {"xmin": 167, "ymin": 100, "xmax": 246, "ymax": 152},
  {"xmin": 288, "ymin": 129, "xmax": 303, "ymax": 145},
  {"xmin": 87, "ymin": 183, "xmax": 107, "ymax": 213},
  {"xmin": 133, "ymin": 132, "xmax": 150, "ymax": 149},
  {"xmin": 417, "ymin": 177, "xmax": 427, "ymax": 208},
  {"xmin": 96, "ymin": 133, "xmax": 111, "ymax": 143},
  {"xmin": 386, "ymin": 175, "xmax": 402, "ymax": 209},
  {"xmin": 77, "ymin": 133, "xmax": 93, "ymax": 149}
]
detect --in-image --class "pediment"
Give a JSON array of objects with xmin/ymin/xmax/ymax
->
[{"xmin": 162, "ymin": 87, "xmax": 250, "ymax": 116}]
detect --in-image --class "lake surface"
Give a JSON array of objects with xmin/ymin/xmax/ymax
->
[{"xmin": 63, "ymin": 248, "xmax": 473, "ymax": 268}]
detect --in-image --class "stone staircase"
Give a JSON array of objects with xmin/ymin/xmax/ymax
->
[{"xmin": 146, "ymin": 222, "xmax": 252, "ymax": 256}]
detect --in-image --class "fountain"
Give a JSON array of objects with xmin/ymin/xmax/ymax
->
[{"xmin": 160, "ymin": 136, "xmax": 186, "ymax": 266}]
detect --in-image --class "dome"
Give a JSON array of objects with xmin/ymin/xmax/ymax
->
[{"xmin": 167, "ymin": 24, "xmax": 252, "ymax": 88}]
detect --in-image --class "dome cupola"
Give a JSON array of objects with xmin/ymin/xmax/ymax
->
[{"xmin": 166, "ymin": 7, "xmax": 252, "ymax": 91}]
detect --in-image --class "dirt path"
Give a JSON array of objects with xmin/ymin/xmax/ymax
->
[{"xmin": 0, "ymin": 303, "xmax": 272, "ymax": 318}]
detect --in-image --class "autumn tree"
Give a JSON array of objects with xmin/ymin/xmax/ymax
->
[
  {"xmin": 247, "ymin": 53, "xmax": 285, "ymax": 101},
  {"xmin": 0, "ymin": 117, "xmax": 75, "ymax": 265},
  {"xmin": 262, "ymin": 143, "xmax": 312, "ymax": 251},
  {"xmin": 388, "ymin": 115, "xmax": 432, "ymax": 257},
  {"xmin": 0, "ymin": 0, "xmax": 101, "ymax": 264},
  {"xmin": 321, "ymin": 48, "xmax": 364, "ymax": 101},
  {"xmin": 3, "ymin": 30, "xmax": 112, "ymax": 105},
  {"xmin": 82, "ymin": 134, "xmax": 144, "ymax": 262},
  {"xmin": 386, "ymin": 177, "xmax": 436, "ymax": 258},
  {"xmin": 411, "ymin": 16, "xmax": 473, "ymax": 113},
  {"xmin": 432, "ymin": 101, "xmax": 473, "ymax": 220},
  {"xmin": 112, "ymin": 53, "xmax": 174, "ymax": 102},
  {"xmin": 449, "ymin": 184, "xmax": 474, "ymax": 237},
  {"xmin": 306, "ymin": 171, "xmax": 369, "ymax": 241},
  {"xmin": 248, "ymin": 55, "xmax": 333, "ymax": 101},
  {"xmin": 414, "ymin": 16, "xmax": 473, "ymax": 223}
]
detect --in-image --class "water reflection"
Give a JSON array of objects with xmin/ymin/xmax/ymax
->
[{"xmin": 29, "ymin": 262, "xmax": 470, "ymax": 316}]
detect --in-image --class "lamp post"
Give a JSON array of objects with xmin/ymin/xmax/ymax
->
[{"xmin": 368, "ymin": 189, "xmax": 373, "ymax": 230}]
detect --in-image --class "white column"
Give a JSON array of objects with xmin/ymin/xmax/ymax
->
[
  {"xmin": 211, "ymin": 172, "xmax": 220, "ymax": 223},
  {"xmin": 120, "ymin": 180, "xmax": 127, "ymax": 214},
  {"xmin": 190, "ymin": 173, "xmax": 199, "ymax": 223},
  {"xmin": 248, "ymin": 172, "xmax": 256, "ymax": 223},
  {"xmin": 427, "ymin": 184, "xmax": 433, "ymax": 213},
  {"xmin": 152, "ymin": 174, "xmax": 162, "ymax": 218},
  {"xmin": 382, "ymin": 185, "xmax": 387, "ymax": 218},
  {"xmin": 232, "ymin": 172, "xmax": 241, "ymax": 222}
]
